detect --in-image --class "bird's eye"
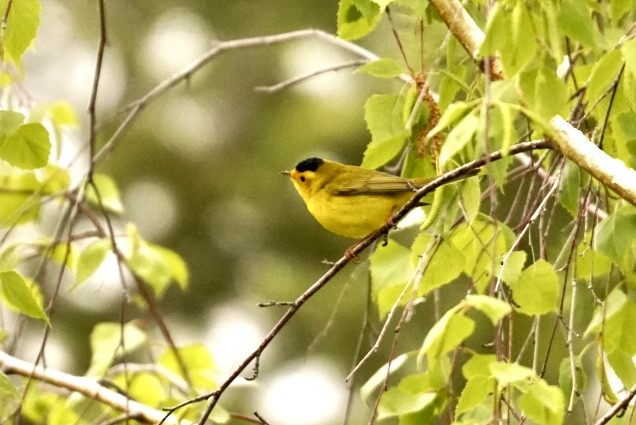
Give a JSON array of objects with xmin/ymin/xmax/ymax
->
[{"xmin": 300, "ymin": 176, "xmax": 306, "ymax": 182}]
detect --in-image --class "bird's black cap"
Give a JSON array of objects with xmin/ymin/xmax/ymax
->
[{"xmin": 294, "ymin": 157, "xmax": 324, "ymax": 172}]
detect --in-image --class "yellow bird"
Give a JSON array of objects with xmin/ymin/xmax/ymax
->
[{"xmin": 282, "ymin": 157, "xmax": 437, "ymax": 239}]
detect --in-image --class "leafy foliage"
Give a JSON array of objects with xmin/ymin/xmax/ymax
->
[{"xmin": 0, "ymin": 0, "xmax": 634, "ymax": 424}]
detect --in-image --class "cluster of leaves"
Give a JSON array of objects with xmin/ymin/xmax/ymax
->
[
  {"xmin": 0, "ymin": 1, "xmax": 221, "ymax": 424},
  {"xmin": 0, "ymin": 0, "xmax": 635, "ymax": 424},
  {"xmin": 338, "ymin": 0, "xmax": 636, "ymax": 424}
]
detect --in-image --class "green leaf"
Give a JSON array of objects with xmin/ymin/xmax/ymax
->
[
  {"xmin": 369, "ymin": 0, "xmax": 393, "ymax": 8},
  {"xmin": 127, "ymin": 232, "xmax": 190, "ymax": 297},
  {"xmin": 480, "ymin": 2, "xmax": 508, "ymax": 57},
  {"xmin": 603, "ymin": 297, "xmax": 636, "ymax": 355},
  {"xmin": 575, "ymin": 232, "xmax": 612, "ymax": 279},
  {"xmin": 0, "ymin": 0, "xmax": 41, "ymax": 62},
  {"xmin": 607, "ymin": 348, "xmax": 636, "ymax": 387},
  {"xmin": 0, "ymin": 370, "xmax": 21, "ymax": 422},
  {"xmin": 622, "ymin": 40, "xmax": 636, "ymax": 77},
  {"xmin": 557, "ymin": 0, "xmax": 598, "ymax": 48},
  {"xmin": 337, "ymin": 0, "xmax": 382, "ymax": 40},
  {"xmin": 518, "ymin": 380, "xmax": 565, "ymax": 425},
  {"xmin": 0, "ymin": 123, "xmax": 51, "ymax": 169},
  {"xmin": 439, "ymin": 112, "xmax": 479, "ymax": 168},
  {"xmin": 76, "ymin": 239, "xmax": 111, "ymax": 285},
  {"xmin": 48, "ymin": 101, "xmax": 78, "ymax": 127},
  {"xmin": 450, "ymin": 217, "xmax": 514, "ymax": 293},
  {"xmin": 153, "ymin": 244, "xmax": 189, "ymax": 289},
  {"xmin": 378, "ymin": 387, "xmax": 437, "ymax": 420},
  {"xmin": 496, "ymin": 250, "xmax": 526, "ymax": 287},
  {"xmin": 87, "ymin": 321, "xmax": 146, "ymax": 376},
  {"xmin": 507, "ymin": 259, "xmax": 559, "ymax": 315},
  {"xmin": 489, "ymin": 361, "xmax": 534, "ymax": 387},
  {"xmin": 371, "ymin": 239, "xmax": 412, "ymax": 318},
  {"xmin": 459, "ymin": 176, "xmax": 480, "ymax": 224},
  {"xmin": 610, "ymin": 0, "xmax": 633, "ymax": 21},
  {"xmin": 159, "ymin": 343, "xmax": 217, "ymax": 389},
  {"xmin": 356, "ymin": 58, "xmax": 405, "ymax": 78},
  {"xmin": 558, "ymin": 161, "xmax": 582, "ymax": 217},
  {"xmin": 558, "ymin": 357, "xmax": 586, "ymax": 400},
  {"xmin": 487, "ymin": 153, "xmax": 514, "ymax": 191},
  {"xmin": 0, "ymin": 171, "xmax": 40, "ymax": 226},
  {"xmin": 360, "ymin": 353, "xmax": 409, "ymax": 404},
  {"xmin": 463, "ymin": 354, "xmax": 498, "ymax": 379},
  {"xmin": 494, "ymin": 105, "xmax": 516, "ymax": 159},
  {"xmin": 0, "ymin": 111, "xmax": 24, "ymax": 141},
  {"xmin": 622, "ymin": 40, "xmax": 636, "ymax": 113},
  {"xmin": 456, "ymin": 375, "xmax": 493, "ymax": 415},
  {"xmin": 624, "ymin": 66, "xmax": 636, "ymax": 114},
  {"xmin": 392, "ymin": 0, "xmax": 427, "ymax": 13},
  {"xmin": 594, "ymin": 205, "xmax": 636, "ymax": 266},
  {"xmin": 465, "ymin": 294, "xmax": 511, "ymax": 325},
  {"xmin": 419, "ymin": 306, "xmax": 474, "ymax": 364},
  {"xmin": 39, "ymin": 164, "xmax": 71, "ymax": 195},
  {"xmin": 45, "ymin": 241, "xmax": 78, "ymax": 271},
  {"xmin": 427, "ymin": 100, "xmax": 478, "ymax": 142},
  {"xmin": 0, "ymin": 270, "xmax": 49, "ymax": 323},
  {"xmin": 361, "ymin": 93, "xmax": 410, "ymax": 169},
  {"xmin": 586, "ymin": 49, "xmax": 623, "ymax": 106},
  {"xmin": 480, "ymin": 3, "xmax": 537, "ymax": 76},
  {"xmin": 616, "ymin": 113, "xmax": 636, "ymax": 158},
  {"xmin": 86, "ymin": 174, "xmax": 124, "ymax": 213},
  {"xmin": 585, "ymin": 287, "xmax": 626, "ymax": 338},
  {"xmin": 412, "ymin": 234, "xmax": 464, "ymax": 295},
  {"xmin": 507, "ymin": 3, "xmax": 537, "ymax": 73},
  {"xmin": 127, "ymin": 373, "xmax": 166, "ymax": 406},
  {"xmin": 518, "ymin": 60, "xmax": 569, "ymax": 121}
]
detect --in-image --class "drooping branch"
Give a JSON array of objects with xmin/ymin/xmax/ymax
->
[{"xmin": 0, "ymin": 351, "xmax": 181, "ymax": 425}]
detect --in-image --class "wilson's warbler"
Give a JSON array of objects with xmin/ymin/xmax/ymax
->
[{"xmin": 283, "ymin": 157, "xmax": 438, "ymax": 239}]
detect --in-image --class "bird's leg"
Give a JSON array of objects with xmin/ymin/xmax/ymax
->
[
  {"xmin": 384, "ymin": 206, "xmax": 400, "ymax": 232},
  {"xmin": 345, "ymin": 241, "xmax": 364, "ymax": 262}
]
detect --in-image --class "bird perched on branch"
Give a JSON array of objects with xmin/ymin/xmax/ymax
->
[{"xmin": 283, "ymin": 157, "xmax": 461, "ymax": 239}]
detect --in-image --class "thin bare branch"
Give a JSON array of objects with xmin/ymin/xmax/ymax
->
[
  {"xmin": 594, "ymin": 384, "xmax": 636, "ymax": 425},
  {"xmin": 94, "ymin": 29, "xmax": 401, "ymax": 164},
  {"xmin": 254, "ymin": 60, "xmax": 368, "ymax": 93}
]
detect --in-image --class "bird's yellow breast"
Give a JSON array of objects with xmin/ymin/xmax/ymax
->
[{"xmin": 304, "ymin": 188, "xmax": 412, "ymax": 238}]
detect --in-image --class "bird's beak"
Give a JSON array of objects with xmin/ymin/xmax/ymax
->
[{"xmin": 281, "ymin": 170, "xmax": 291, "ymax": 177}]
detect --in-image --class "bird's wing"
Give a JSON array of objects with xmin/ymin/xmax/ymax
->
[{"xmin": 327, "ymin": 174, "xmax": 418, "ymax": 196}]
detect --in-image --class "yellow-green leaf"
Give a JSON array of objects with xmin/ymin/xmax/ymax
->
[
  {"xmin": 0, "ymin": 123, "xmax": 51, "ymax": 170},
  {"xmin": 86, "ymin": 174, "xmax": 124, "ymax": 213},
  {"xmin": 362, "ymin": 93, "xmax": 410, "ymax": 169},
  {"xmin": 87, "ymin": 321, "xmax": 146, "ymax": 376},
  {"xmin": 76, "ymin": 239, "xmax": 111, "ymax": 285},
  {"xmin": 465, "ymin": 294, "xmax": 511, "ymax": 324},
  {"xmin": 371, "ymin": 239, "xmax": 412, "ymax": 318},
  {"xmin": 337, "ymin": 0, "xmax": 382, "ymax": 40},
  {"xmin": 159, "ymin": 343, "xmax": 217, "ymax": 390},
  {"xmin": 594, "ymin": 205, "xmax": 636, "ymax": 266},
  {"xmin": 518, "ymin": 380, "xmax": 565, "ymax": 425},
  {"xmin": 356, "ymin": 58, "xmax": 405, "ymax": 78},
  {"xmin": 508, "ymin": 259, "xmax": 559, "ymax": 315},
  {"xmin": 0, "ymin": 271, "xmax": 49, "ymax": 324},
  {"xmin": 0, "ymin": 0, "xmax": 41, "ymax": 62}
]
